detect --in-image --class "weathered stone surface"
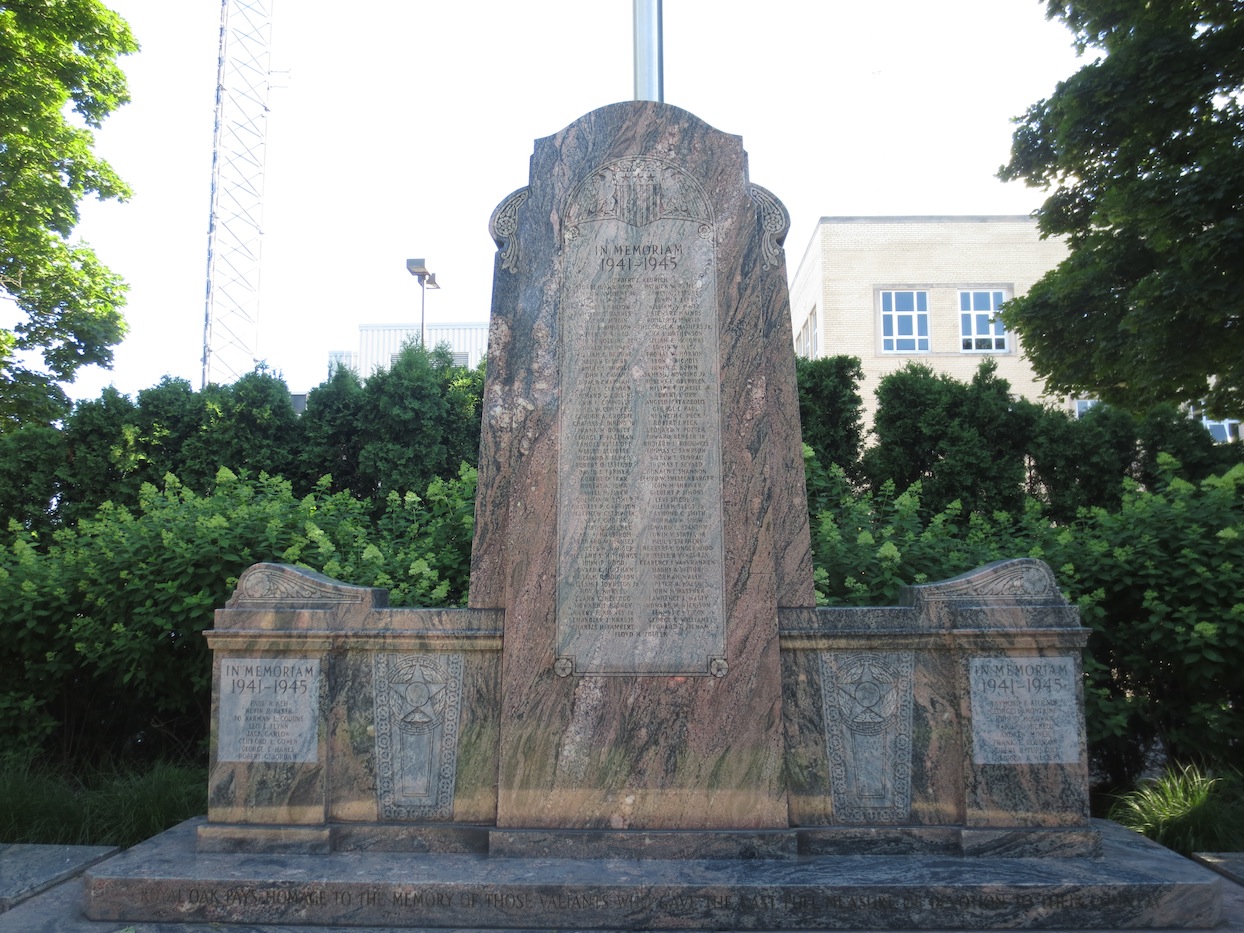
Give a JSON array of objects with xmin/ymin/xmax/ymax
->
[
  {"xmin": 488, "ymin": 828, "xmax": 798, "ymax": 860},
  {"xmin": 780, "ymin": 559, "xmax": 1091, "ymax": 843},
  {"xmin": 78, "ymin": 104, "xmax": 1228, "ymax": 931},
  {"xmin": 470, "ymin": 101, "xmax": 812, "ymax": 830},
  {"xmin": 1193, "ymin": 852, "xmax": 1244, "ymax": 886},
  {"xmin": 0, "ymin": 844, "xmax": 115, "ymax": 912},
  {"xmin": 201, "ymin": 564, "xmax": 502, "ymax": 852},
  {"xmin": 82, "ymin": 818, "xmax": 1222, "ymax": 929}
]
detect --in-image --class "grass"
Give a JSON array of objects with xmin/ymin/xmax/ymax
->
[
  {"xmin": 1109, "ymin": 764, "xmax": 1244, "ymax": 856},
  {"xmin": 0, "ymin": 755, "xmax": 207, "ymax": 848}
]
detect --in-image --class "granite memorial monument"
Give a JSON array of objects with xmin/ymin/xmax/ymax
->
[{"xmin": 81, "ymin": 100, "xmax": 1222, "ymax": 930}]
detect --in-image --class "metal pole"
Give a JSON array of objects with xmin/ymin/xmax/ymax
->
[
  {"xmin": 420, "ymin": 278, "xmax": 426, "ymax": 348},
  {"xmin": 633, "ymin": 0, "xmax": 663, "ymax": 102}
]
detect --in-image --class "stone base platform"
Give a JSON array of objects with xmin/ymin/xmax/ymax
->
[
  {"xmin": 81, "ymin": 819, "xmax": 1221, "ymax": 930},
  {"xmin": 0, "ymin": 843, "xmax": 117, "ymax": 911}
]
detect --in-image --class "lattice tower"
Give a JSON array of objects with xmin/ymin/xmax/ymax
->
[{"xmin": 201, "ymin": 0, "xmax": 274, "ymax": 387}]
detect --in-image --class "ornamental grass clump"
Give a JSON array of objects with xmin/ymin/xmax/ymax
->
[{"xmin": 1108, "ymin": 765, "xmax": 1244, "ymax": 856}]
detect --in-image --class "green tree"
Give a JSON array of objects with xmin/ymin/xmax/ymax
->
[
  {"xmin": 130, "ymin": 376, "xmax": 208, "ymax": 486},
  {"xmin": 0, "ymin": 465, "xmax": 477, "ymax": 760},
  {"xmin": 176, "ymin": 367, "xmax": 302, "ymax": 491},
  {"xmin": 57, "ymin": 384, "xmax": 142, "ymax": 524},
  {"xmin": 353, "ymin": 343, "xmax": 482, "ymax": 505},
  {"xmin": 0, "ymin": 423, "xmax": 64, "ymax": 534},
  {"xmin": 299, "ymin": 364, "xmax": 367, "ymax": 495},
  {"xmin": 1000, "ymin": 0, "xmax": 1244, "ymax": 417},
  {"xmin": 0, "ymin": 1, "xmax": 137, "ymax": 429},
  {"xmin": 810, "ymin": 456, "xmax": 1244, "ymax": 787},
  {"xmin": 796, "ymin": 355, "xmax": 864, "ymax": 479},
  {"xmin": 1026, "ymin": 403, "xmax": 1141, "ymax": 520},
  {"xmin": 1027, "ymin": 402, "xmax": 1243, "ymax": 522},
  {"xmin": 863, "ymin": 359, "xmax": 1038, "ymax": 516}
]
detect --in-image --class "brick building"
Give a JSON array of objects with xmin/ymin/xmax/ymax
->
[{"xmin": 788, "ymin": 216, "xmax": 1070, "ymax": 427}]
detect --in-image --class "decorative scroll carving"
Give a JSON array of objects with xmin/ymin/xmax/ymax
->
[
  {"xmin": 747, "ymin": 184, "xmax": 789, "ymax": 271},
  {"xmin": 226, "ymin": 563, "xmax": 383, "ymax": 609},
  {"xmin": 820, "ymin": 651, "xmax": 915, "ymax": 824},
  {"xmin": 489, "ymin": 187, "xmax": 529, "ymax": 274},
  {"xmin": 563, "ymin": 158, "xmax": 713, "ymax": 240},
  {"xmin": 907, "ymin": 558, "xmax": 1061, "ymax": 604},
  {"xmin": 373, "ymin": 652, "xmax": 464, "ymax": 821}
]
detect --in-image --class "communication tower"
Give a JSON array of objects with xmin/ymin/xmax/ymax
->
[{"xmin": 201, "ymin": 0, "xmax": 274, "ymax": 387}]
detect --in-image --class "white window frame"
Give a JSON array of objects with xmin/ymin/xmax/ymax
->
[
  {"xmin": 796, "ymin": 307, "xmax": 818, "ymax": 360},
  {"xmin": 1074, "ymin": 398, "xmax": 1099, "ymax": 419},
  {"xmin": 1202, "ymin": 415, "xmax": 1241, "ymax": 443},
  {"xmin": 959, "ymin": 290, "xmax": 1009, "ymax": 353},
  {"xmin": 879, "ymin": 290, "xmax": 930, "ymax": 353}
]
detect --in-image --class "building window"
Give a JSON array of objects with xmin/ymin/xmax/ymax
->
[
  {"xmin": 880, "ymin": 290, "xmax": 929, "ymax": 352},
  {"xmin": 796, "ymin": 307, "xmax": 818, "ymax": 359},
  {"xmin": 960, "ymin": 290, "xmax": 1008, "ymax": 352},
  {"xmin": 1202, "ymin": 416, "xmax": 1241, "ymax": 444},
  {"xmin": 1074, "ymin": 398, "xmax": 1099, "ymax": 419}
]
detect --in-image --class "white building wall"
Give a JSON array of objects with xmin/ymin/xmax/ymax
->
[
  {"xmin": 425, "ymin": 323, "xmax": 489, "ymax": 369},
  {"xmin": 788, "ymin": 225, "xmax": 824, "ymax": 361},
  {"xmin": 789, "ymin": 216, "xmax": 1069, "ymax": 428},
  {"xmin": 335, "ymin": 322, "xmax": 489, "ymax": 378}
]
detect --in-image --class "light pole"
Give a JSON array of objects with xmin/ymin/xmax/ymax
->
[{"xmin": 405, "ymin": 258, "xmax": 440, "ymax": 347}]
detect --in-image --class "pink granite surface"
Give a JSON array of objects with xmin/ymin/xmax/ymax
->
[
  {"xmin": 470, "ymin": 101, "xmax": 813, "ymax": 829},
  {"xmin": 202, "ymin": 564, "xmax": 502, "ymax": 851}
]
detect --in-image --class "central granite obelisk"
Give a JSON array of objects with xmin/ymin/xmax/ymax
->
[{"xmin": 469, "ymin": 101, "xmax": 814, "ymax": 830}]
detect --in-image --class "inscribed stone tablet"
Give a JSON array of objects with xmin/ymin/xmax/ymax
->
[
  {"xmin": 218, "ymin": 658, "xmax": 320, "ymax": 763},
  {"xmin": 969, "ymin": 656, "xmax": 1080, "ymax": 765},
  {"xmin": 556, "ymin": 157, "xmax": 725, "ymax": 675}
]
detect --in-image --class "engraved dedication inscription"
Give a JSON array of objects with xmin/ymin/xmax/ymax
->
[
  {"xmin": 218, "ymin": 658, "xmax": 319, "ymax": 763},
  {"xmin": 557, "ymin": 158, "xmax": 725, "ymax": 675},
  {"xmin": 969, "ymin": 656, "xmax": 1081, "ymax": 765}
]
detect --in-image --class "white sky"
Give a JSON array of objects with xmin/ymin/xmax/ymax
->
[{"xmin": 69, "ymin": 0, "xmax": 1083, "ymax": 399}]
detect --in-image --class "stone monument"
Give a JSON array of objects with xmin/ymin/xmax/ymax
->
[
  {"xmin": 81, "ymin": 101, "xmax": 1222, "ymax": 930},
  {"xmin": 473, "ymin": 100, "xmax": 809, "ymax": 839}
]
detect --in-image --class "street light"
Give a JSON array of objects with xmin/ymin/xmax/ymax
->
[{"xmin": 405, "ymin": 258, "xmax": 440, "ymax": 347}]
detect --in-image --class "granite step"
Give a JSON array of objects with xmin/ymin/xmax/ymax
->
[
  {"xmin": 0, "ymin": 842, "xmax": 117, "ymax": 912},
  {"xmin": 74, "ymin": 818, "xmax": 1222, "ymax": 930}
]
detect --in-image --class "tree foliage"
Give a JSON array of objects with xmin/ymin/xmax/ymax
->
[
  {"xmin": 862, "ymin": 359, "xmax": 1239, "ymax": 521},
  {"xmin": 863, "ymin": 359, "xmax": 1041, "ymax": 516},
  {"xmin": 810, "ymin": 452, "xmax": 1244, "ymax": 787},
  {"xmin": 795, "ymin": 355, "xmax": 864, "ymax": 479},
  {"xmin": 0, "ymin": 347, "xmax": 487, "ymax": 532},
  {"xmin": 1000, "ymin": 0, "xmax": 1244, "ymax": 417},
  {"xmin": 2, "ymin": 340, "xmax": 1241, "ymax": 783},
  {"xmin": 0, "ymin": 0, "xmax": 137, "ymax": 429},
  {"xmin": 0, "ymin": 466, "xmax": 478, "ymax": 762},
  {"xmin": 346, "ymin": 343, "xmax": 484, "ymax": 505}
]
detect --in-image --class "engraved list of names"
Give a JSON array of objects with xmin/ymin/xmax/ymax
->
[{"xmin": 557, "ymin": 158, "xmax": 725, "ymax": 675}]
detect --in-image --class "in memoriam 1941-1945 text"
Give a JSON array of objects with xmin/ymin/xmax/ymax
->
[{"xmin": 217, "ymin": 658, "xmax": 320, "ymax": 763}]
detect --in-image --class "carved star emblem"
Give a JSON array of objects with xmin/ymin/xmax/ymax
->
[
  {"xmin": 389, "ymin": 661, "xmax": 447, "ymax": 733},
  {"xmin": 836, "ymin": 657, "xmax": 898, "ymax": 731}
]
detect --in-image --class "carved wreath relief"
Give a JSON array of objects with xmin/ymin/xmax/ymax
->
[
  {"xmin": 820, "ymin": 651, "xmax": 915, "ymax": 823},
  {"xmin": 563, "ymin": 158, "xmax": 713, "ymax": 239},
  {"xmin": 373, "ymin": 653, "xmax": 464, "ymax": 821}
]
